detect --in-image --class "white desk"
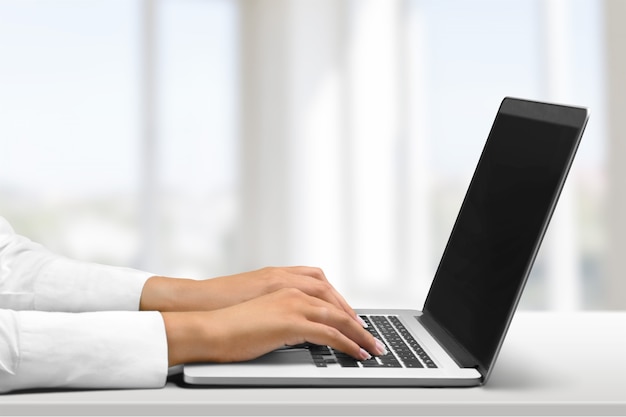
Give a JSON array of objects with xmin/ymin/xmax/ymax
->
[{"xmin": 1, "ymin": 312, "xmax": 625, "ymax": 416}]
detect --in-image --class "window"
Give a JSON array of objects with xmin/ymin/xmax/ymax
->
[{"xmin": 0, "ymin": 0, "xmax": 609, "ymax": 310}]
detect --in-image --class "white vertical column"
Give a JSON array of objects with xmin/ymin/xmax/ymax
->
[
  {"xmin": 237, "ymin": 0, "xmax": 348, "ymax": 279},
  {"xmin": 400, "ymin": 0, "xmax": 432, "ymax": 306},
  {"xmin": 604, "ymin": 0, "xmax": 626, "ymax": 309},
  {"xmin": 287, "ymin": 1, "xmax": 348, "ymax": 282},
  {"xmin": 346, "ymin": 0, "xmax": 402, "ymax": 289},
  {"xmin": 138, "ymin": 0, "xmax": 160, "ymax": 272},
  {"xmin": 542, "ymin": 0, "xmax": 581, "ymax": 310},
  {"xmin": 237, "ymin": 0, "xmax": 293, "ymax": 269}
]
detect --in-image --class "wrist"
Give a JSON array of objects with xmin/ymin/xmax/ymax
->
[
  {"xmin": 162, "ymin": 312, "xmax": 198, "ymax": 366},
  {"xmin": 162, "ymin": 311, "xmax": 223, "ymax": 366},
  {"xmin": 140, "ymin": 276, "xmax": 200, "ymax": 311}
]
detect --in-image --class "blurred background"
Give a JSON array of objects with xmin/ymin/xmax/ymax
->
[{"xmin": 1, "ymin": 0, "xmax": 624, "ymax": 310}]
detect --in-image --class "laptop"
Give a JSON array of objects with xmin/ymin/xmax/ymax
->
[{"xmin": 184, "ymin": 97, "xmax": 589, "ymax": 387}]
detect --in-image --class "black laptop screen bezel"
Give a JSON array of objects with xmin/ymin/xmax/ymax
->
[{"xmin": 421, "ymin": 97, "xmax": 588, "ymax": 381}]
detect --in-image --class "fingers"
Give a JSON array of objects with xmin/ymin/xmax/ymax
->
[
  {"xmin": 277, "ymin": 266, "xmax": 360, "ymax": 326},
  {"xmin": 301, "ymin": 322, "xmax": 373, "ymax": 361},
  {"xmin": 288, "ymin": 290, "xmax": 384, "ymax": 359}
]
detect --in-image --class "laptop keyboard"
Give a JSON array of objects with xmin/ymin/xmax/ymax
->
[{"xmin": 309, "ymin": 315, "xmax": 437, "ymax": 369}]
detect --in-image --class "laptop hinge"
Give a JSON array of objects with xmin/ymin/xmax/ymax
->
[{"xmin": 418, "ymin": 313, "xmax": 483, "ymax": 376}]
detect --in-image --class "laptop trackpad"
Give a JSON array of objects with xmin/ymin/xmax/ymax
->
[{"xmin": 247, "ymin": 349, "xmax": 313, "ymax": 365}]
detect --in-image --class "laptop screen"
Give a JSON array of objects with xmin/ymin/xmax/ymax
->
[{"xmin": 423, "ymin": 98, "xmax": 588, "ymax": 376}]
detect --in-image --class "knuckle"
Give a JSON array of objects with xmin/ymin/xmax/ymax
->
[
  {"xmin": 324, "ymin": 326, "xmax": 341, "ymax": 340},
  {"xmin": 311, "ymin": 267, "xmax": 325, "ymax": 278},
  {"xmin": 318, "ymin": 281, "xmax": 332, "ymax": 294},
  {"xmin": 310, "ymin": 281, "xmax": 332, "ymax": 298},
  {"xmin": 316, "ymin": 306, "xmax": 331, "ymax": 320}
]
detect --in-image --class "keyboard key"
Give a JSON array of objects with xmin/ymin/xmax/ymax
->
[
  {"xmin": 310, "ymin": 345, "xmax": 332, "ymax": 355},
  {"xmin": 333, "ymin": 351, "xmax": 360, "ymax": 368},
  {"xmin": 379, "ymin": 354, "xmax": 402, "ymax": 368},
  {"xmin": 361, "ymin": 358, "xmax": 382, "ymax": 367},
  {"xmin": 404, "ymin": 360, "xmax": 424, "ymax": 368}
]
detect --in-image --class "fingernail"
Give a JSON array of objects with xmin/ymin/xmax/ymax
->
[
  {"xmin": 375, "ymin": 338, "xmax": 387, "ymax": 356},
  {"xmin": 356, "ymin": 315, "xmax": 368, "ymax": 328},
  {"xmin": 359, "ymin": 348, "xmax": 372, "ymax": 361}
]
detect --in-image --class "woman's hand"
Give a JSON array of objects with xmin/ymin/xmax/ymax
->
[
  {"xmin": 161, "ymin": 288, "xmax": 385, "ymax": 367},
  {"xmin": 141, "ymin": 266, "xmax": 364, "ymax": 326}
]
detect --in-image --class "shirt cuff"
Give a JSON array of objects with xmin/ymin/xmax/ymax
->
[
  {"xmin": 1, "ymin": 310, "xmax": 168, "ymax": 393},
  {"xmin": 35, "ymin": 257, "xmax": 154, "ymax": 312}
]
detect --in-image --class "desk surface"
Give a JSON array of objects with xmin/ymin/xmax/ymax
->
[{"xmin": 1, "ymin": 312, "xmax": 625, "ymax": 416}]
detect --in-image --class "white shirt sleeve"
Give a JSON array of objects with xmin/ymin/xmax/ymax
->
[
  {"xmin": 0, "ymin": 216, "xmax": 169, "ymax": 393},
  {"xmin": 0, "ymin": 309, "xmax": 168, "ymax": 393},
  {"xmin": 0, "ymin": 216, "xmax": 153, "ymax": 312}
]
